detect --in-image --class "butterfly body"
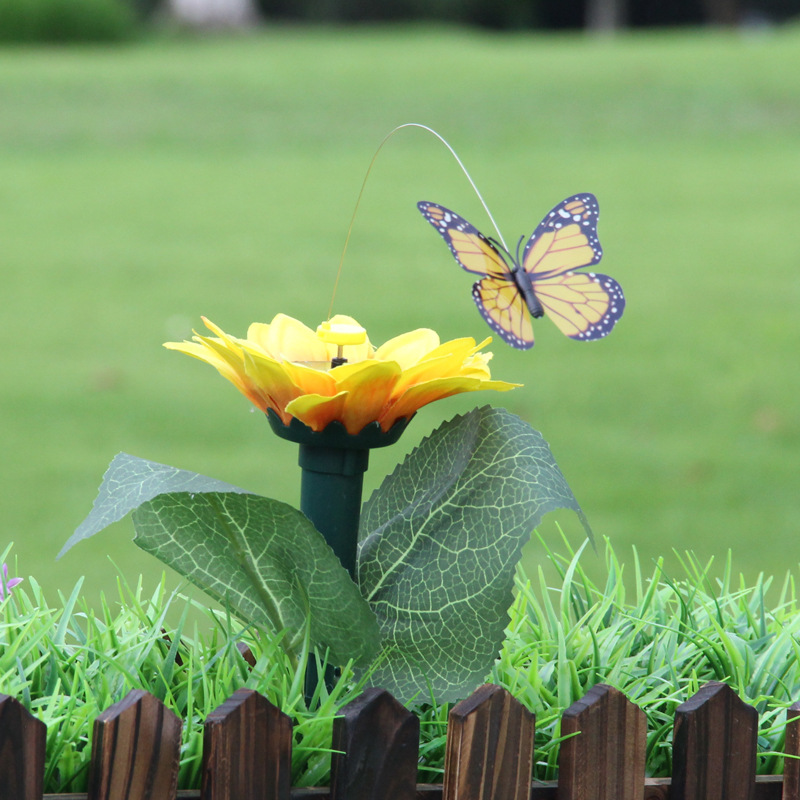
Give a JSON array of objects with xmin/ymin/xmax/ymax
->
[
  {"xmin": 503, "ymin": 246, "xmax": 544, "ymax": 319},
  {"xmin": 418, "ymin": 194, "xmax": 624, "ymax": 349}
]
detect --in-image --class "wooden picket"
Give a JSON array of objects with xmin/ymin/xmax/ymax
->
[
  {"xmin": 202, "ymin": 687, "xmax": 292, "ymax": 800},
  {"xmin": 0, "ymin": 693, "xmax": 46, "ymax": 800},
  {"xmin": 672, "ymin": 681, "xmax": 759, "ymax": 800},
  {"xmin": 1, "ymin": 680, "xmax": 800, "ymax": 799},
  {"xmin": 785, "ymin": 702, "xmax": 800, "ymax": 800},
  {"xmin": 88, "ymin": 688, "xmax": 182, "ymax": 800},
  {"xmin": 443, "ymin": 683, "xmax": 534, "ymax": 800},
  {"xmin": 330, "ymin": 687, "xmax": 419, "ymax": 800},
  {"xmin": 559, "ymin": 683, "xmax": 646, "ymax": 800}
]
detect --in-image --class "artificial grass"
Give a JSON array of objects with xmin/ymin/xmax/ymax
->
[
  {"xmin": 4, "ymin": 538, "xmax": 800, "ymax": 791},
  {"xmin": 0, "ymin": 26, "xmax": 798, "ymax": 607}
]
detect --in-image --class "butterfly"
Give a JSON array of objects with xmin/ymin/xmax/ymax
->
[{"xmin": 417, "ymin": 194, "xmax": 625, "ymax": 349}]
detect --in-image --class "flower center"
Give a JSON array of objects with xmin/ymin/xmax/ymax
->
[{"xmin": 316, "ymin": 321, "xmax": 368, "ymax": 368}]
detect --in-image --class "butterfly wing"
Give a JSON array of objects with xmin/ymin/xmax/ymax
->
[
  {"xmin": 522, "ymin": 193, "xmax": 603, "ymax": 278},
  {"xmin": 418, "ymin": 201, "xmax": 534, "ymax": 349},
  {"xmin": 533, "ymin": 271, "xmax": 625, "ymax": 340},
  {"xmin": 522, "ymin": 193, "xmax": 625, "ymax": 340},
  {"xmin": 417, "ymin": 201, "xmax": 509, "ymax": 277},
  {"xmin": 473, "ymin": 276, "xmax": 534, "ymax": 349}
]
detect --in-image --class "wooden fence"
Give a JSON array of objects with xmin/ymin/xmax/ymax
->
[{"xmin": 2, "ymin": 678, "xmax": 800, "ymax": 800}]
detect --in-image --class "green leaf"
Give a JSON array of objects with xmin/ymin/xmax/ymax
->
[
  {"xmin": 63, "ymin": 453, "xmax": 379, "ymax": 666},
  {"xmin": 60, "ymin": 453, "xmax": 246, "ymax": 558},
  {"xmin": 357, "ymin": 405, "xmax": 591, "ymax": 702},
  {"xmin": 132, "ymin": 491, "xmax": 380, "ymax": 666}
]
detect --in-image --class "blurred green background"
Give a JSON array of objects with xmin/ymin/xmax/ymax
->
[{"xmin": 2, "ymin": 23, "xmax": 799, "ymax": 609}]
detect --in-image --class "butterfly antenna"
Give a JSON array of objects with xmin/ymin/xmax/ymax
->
[
  {"xmin": 327, "ymin": 123, "xmax": 508, "ymax": 319},
  {"xmin": 515, "ymin": 234, "xmax": 525, "ymax": 264}
]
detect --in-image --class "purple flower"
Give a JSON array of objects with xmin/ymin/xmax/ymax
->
[{"xmin": 0, "ymin": 563, "xmax": 22, "ymax": 600}]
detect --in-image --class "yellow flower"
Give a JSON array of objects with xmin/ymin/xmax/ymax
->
[{"xmin": 165, "ymin": 314, "xmax": 520, "ymax": 435}]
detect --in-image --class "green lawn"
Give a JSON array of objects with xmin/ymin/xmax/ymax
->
[{"xmin": 1, "ymin": 25, "xmax": 799, "ymax": 608}]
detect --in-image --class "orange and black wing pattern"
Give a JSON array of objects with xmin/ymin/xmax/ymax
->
[
  {"xmin": 471, "ymin": 274, "xmax": 534, "ymax": 349},
  {"xmin": 418, "ymin": 194, "xmax": 624, "ymax": 347},
  {"xmin": 522, "ymin": 194, "xmax": 625, "ymax": 341},
  {"xmin": 417, "ymin": 201, "xmax": 535, "ymax": 348}
]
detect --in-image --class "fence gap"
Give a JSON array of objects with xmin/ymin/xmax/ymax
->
[
  {"xmin": 88, "ymin": 689, "xmax": 182, "ymax": 800},
  {"xmin": 330, "ymin": 687, "xmax": 419, "ymax": 800},
  {"xmin": 0, "ymin": 694, "xmax": 46, "ymax": 800},
  {"xmin": 442, "ymin": 683, "xmax": 535, "ymax": 800},
  {"xmin": 671, "ymin": 680, "xmax": 758, "ymax": 800},
  {"xmin": 558, "ymin": 683, "xmax": 646, "ymax": 800},
  {"xmin": 202, "ymin": 687, "xmax": 291, "ymax": 800}
]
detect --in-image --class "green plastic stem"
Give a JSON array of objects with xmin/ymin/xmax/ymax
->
[
  {"xmin": 297, "ymin": 443, "xmax": 370, "ymax": 703},
  {"xmin": 298, "ymin": 444, "xmax": 369, "ymax": 578},
  {"xmin": 266, "ymin": 407, "xmax": 411, "ymax": 706}
]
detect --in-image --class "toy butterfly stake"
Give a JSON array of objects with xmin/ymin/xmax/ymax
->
[{"xmin": 418, "ymin": 194, "xmax": 625, "ymax": 349}]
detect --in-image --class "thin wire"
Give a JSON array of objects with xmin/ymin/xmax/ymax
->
[{"xmin": 326, "ymin": 123, "xmax": 507, "ymax": 319}]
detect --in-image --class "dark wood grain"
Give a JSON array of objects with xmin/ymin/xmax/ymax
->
[
  {"xmin": 559, "ymin": 683, "xmax": 647, "ymax": 800},
  {"xmin": 235, "ymin": 642, "xmax": 257, "ymax": 668},
  {"xmin": 87, "ymin": 689, "xmax": 182, "ymax": 800},
  {"xmin": 783, "ymin": 702, "xmax": 800, "ymax": 800},
  {"xmin": 329, "ymin": 687, "xmax": 419, "ymax": 800},
  {"xmin": 202, "ymin": 687, "xmax": 291, "ymax": 800},
  {"xmin": 0, "ymin": 693, "xmax": 46, "ymax": 800},
  {"xmin": 442, "ymin": 683, "xmax": 535, "ymax": 800},
  {"xmin": 671, "ymin": 681, "xmax": 758, "ymax": 800},
  {"xmin": 27, "ymin": 775, "xmax": 796, "ymax": 800},
  {"xmin": 5, "ymin": 682, "xmax": 798, "ymax": 800}
]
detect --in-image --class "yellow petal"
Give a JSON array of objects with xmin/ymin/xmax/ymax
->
[
  {"xmin": 286, "ymin": 391, "xmax": 349, "ymax": 432},
  {"xmin": 189, "ymin": 333, "xmax": 245, "ymax": 371},
  {"xmin": 415, "ymin": 336, "xmax": 479, "ymax": 363},
  {"xmin": 243, "ymin": 350, "xmax": 303, "ymax": 416},
  {"xmin": 332, "ymin": 360, "xmax": 402, "ymax": 433},
  {"xmin": 340, "ymin": 341, "xmax": 375, "ymax": 363},
  {"xmin": 280, "ymin": 360, "xmax": 337, "ymax": 397},
  {"xmin": 191, "ymin": 319, "xmax": 272, "ymax": 375},
  {"xmin": 460, "ymin": 352, "xmax": 493, "ymax": 379},
  {"xmin": 329, "ymin": 358, "xmax": 390, "ymax": 381},
  {"xmin": 374, "ymin": 328, "xmax": 440, "ymax": 369},
  {"xmin": 164, "ymin": 338, "xmax": 242, "ymax": 387},
  {"xmin": 267, "ymin": 313, "xmax": 330, "ymax": 362},
  {"xmin": 165, "ymin": 340, "xmax": 269, "ymax": 412},
  {"xmin": 328, "ymin": 314, "xmax": 361, "ymax": 326},
  {"xmin": 245, "ymin": 322, "xmax": 273, "ymax": 354},
  {"xmin": 163, "ymin": 340, "xmax": 216, "ymax": 361},
  {"xmin": 380, "ymin": 376, "xmax": 520, "ymax": 429},
  {"xmin": 199, "ymin": 317, "xmax": 247, "ymax": 355},
  {"xmin": 389, "ymin": 336, "xmax": 496, "ymax": 393},
  {"xmin": 391, "ymin": 350, "xmax": 476, "ymax": 396}
]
